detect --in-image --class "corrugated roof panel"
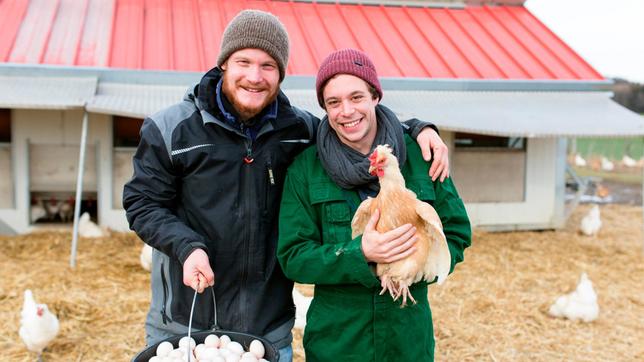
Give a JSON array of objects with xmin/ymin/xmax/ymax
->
[
  {"xmin": 142, "ymin": 0, "xmax": 173, "ymax": 70},
  {"xmin": 0, "ymin": 75, "xmax": 96, "ymax": 109},
  {"xmin": 43, "ymin": 0, "xmax": 88, "ymax": 65},
  {"xmin": 388, "ymin": 6, "xmax": 454, "ymax": 78},
  {"xmin": 452, "ymin": 9, "xmax": 527, "ymax": 78},
  {"xmin": 360, "ymin": 5, "xmax": 426, "ymax": 77},
  {"xmin": 8, "ymin": 0, "xmax": 60, "ymax": 64},
  {"xmin": 195, "ymin": 0, "xmax": 224, "ymax": 67},
  {"xmin": 314, "ymin": 3, "xmax": 360, "ymax": 51},
  {"xmin": 468, "ymin": 6, "xmax": 553, "ymax": 79},
  {"xmin": 87, "ymin": 82, "xmax": 186, "ymax": 117},
  {"xmin": 408, "ymin": 8, "xmax": 480, "ymax": 78},
  {"xmin": 0, "ymin": 0, "xmax": 30, "ymax": 62},
  {"xmin": 432, "ymin": 9, "xmax": 502, "ymax": 78},
  {"xmin": 508, "ymin": 6, "xmax": 603, "ymax": 79},
  {"xmin": 110, "ymin": 0, "xmax": 143, "ymax": 68},
  {"xmin": 0, "ymin": 0, "xmax": 605, "ymax": 81},
  {"xmin": 491, "ymin": 6, "xmax": 575, "ymax": 79},
  {"xmin": 76, "ymin": 0, "xmax": 115, "ymax": 67},
  {"xmin": 171, "ymin": 0, "xmax": 204, "ymax": 71}
]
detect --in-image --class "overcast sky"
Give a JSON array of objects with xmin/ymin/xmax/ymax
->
[{"xmin": 524, "ymin": 0, "xmax": 644, "ymax": 83}]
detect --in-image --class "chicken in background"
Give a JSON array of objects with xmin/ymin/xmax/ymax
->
[
  {"xmin": 292, "ymin": 288, "xmax": 313, "ymax": 330},
  {"xmin": 30, "ymin": 198, "xmax": 47, "ymax": 223},
  {"xmin": 78, "ymin": 212, "xmax": 107, "ymax": 238},
  {"xmin": 43, "ymin": 197, "xmax": 62, "ymax": 222},
  {"xmin": 548, "ymin": 272, "xmax": 599, "ymax": 322},
  {"xmin": 580, "ymin": 204, "xmax": 602, "ymax": 236},
  {"xmin": 58, "ymin": 197, "xmax": 74, "ymax": 223},
  {"xmin": 351, "ymin": 145, "xmax": 451, "ymax": 306},
  {"xmin": 621, "ymin": 155, "xmax": 637, "ymax": 168},
  {"xmin": 600, "ymin": 156, "xmax": 614, "ymax": 172},
  {"xmin": 573, "ymin": 153, "xmax": 587, "ymax": 167},
  {"xmin": 19, "ymin": 290, "xmax": 59, "ymax": 361},
  {"xmin": 140, "ymin": 244, "xmax": 153, "ymax": 271}
]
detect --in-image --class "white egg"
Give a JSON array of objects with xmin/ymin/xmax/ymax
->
[
  {"xmin": 240, "ymin": 351, "xmax": 258, "ymax": 361},
  {"xmin": 212, "ymin": 357, "xmax": 226, "ymax": 362},
  {"xmin": 194, "ymin": 344, "xmax": 207, "ymax": 359},
  {"xmin": 169, "ymin": 348, "xmax": 184, "ymax": 358},
  {"xmin": 148, "ymin": 356, "xmax": 162, "ymax": 362},
  {"xmin": 226, "ymin": 341, "xmax": 244, "ymax": 356},
  {"xmin": 201, "ymin": 347, "xmax": 221, "ymax": 359},
  {"xmin": 179, "ymin": 336, "xmax": 196, "ymax": 350},
  {"xmin": 156, "ymin": 341, "xmax": 174, "ymax": 357},
  {"xmin": 248, "ymin": 340, "xmax": 265, "ymax": 359},
  {"xmin": 219, "ymin": 335, "xmax": 232, "ymax": 348},
  {"xmin": 258, "ymin": 359, "xmax": 269, "ymax": 362},
  {"xmin": 225, "ymin": 353, "xmax": 241, "ymax": 362},
  {"xmin": 204, "ymin": 334, "xmax": 220, "ymax": 348}
]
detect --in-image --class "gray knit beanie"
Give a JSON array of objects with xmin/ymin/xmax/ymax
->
[{"xmin": 217, "ymin": 10, "xmax": 290, "ymax": 81}]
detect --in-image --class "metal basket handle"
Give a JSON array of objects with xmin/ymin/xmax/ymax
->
[{"xmin": 186, "ymin": 286, "xmax": 219, "ymax": 358}]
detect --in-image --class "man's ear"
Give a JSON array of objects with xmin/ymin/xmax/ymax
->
[{"xmin": 220, "ymin": 61, "xmax": 227, "ymax": 71}]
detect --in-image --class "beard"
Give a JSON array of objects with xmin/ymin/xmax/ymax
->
[{"xmin": 221, "ymin": 77, "xmax": 279, "ymax": 124}]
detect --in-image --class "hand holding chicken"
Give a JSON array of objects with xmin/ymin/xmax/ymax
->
[{"xmin": 352, "ymin": 145, "xmax": 452, "ymax": 306}]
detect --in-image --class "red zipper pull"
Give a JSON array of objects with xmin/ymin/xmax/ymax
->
[
  {"xmin": 243, "ymin": 156, "xmax": 254, "ymax": 164},
  {"xmin": 244, "ymin": 146, "xmax": 254, "ymax": 164}
]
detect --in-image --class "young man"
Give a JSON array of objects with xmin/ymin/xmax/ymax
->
[
  {"xmin": 123, "ymin": 10, "xmax": 449, "ymax": 361},
  {"xmin": 277, "ymin": 49, "xmax": 472, "ymax": 361}
]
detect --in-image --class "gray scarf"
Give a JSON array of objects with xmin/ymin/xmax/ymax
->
[{"xmin": 317, "ymin": 104, "xmax": 406, "ymax": 192}]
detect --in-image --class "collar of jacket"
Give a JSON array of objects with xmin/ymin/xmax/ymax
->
[{"xmin": 195, "ymin": 67, "xmax": 301, "ymax": 137}]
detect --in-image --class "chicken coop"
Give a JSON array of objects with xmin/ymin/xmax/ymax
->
[{"xmin": 1, "ymin": 0, "xmax": 643, "ymax": 235}]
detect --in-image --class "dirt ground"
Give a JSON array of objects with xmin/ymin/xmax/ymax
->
[{"xmin": 1, "ymin": 204, "xmax": 643, "ymax": 361}]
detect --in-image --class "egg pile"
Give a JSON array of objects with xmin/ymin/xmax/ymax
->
[{"xmin": 149, "ymin": 334, "xmax": 269, "ymax": 362}]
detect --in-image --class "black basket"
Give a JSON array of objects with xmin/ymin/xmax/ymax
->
[
  {"xmin": 131, "ymin": 329, "xmax": 279, "ymax": 361},
  {"xmin": 131, "ymin": 287, "xmax": 279, "ymax": 361}
]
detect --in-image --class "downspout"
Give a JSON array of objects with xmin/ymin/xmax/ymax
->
[{"xmin": 70, "ymin": 107, "xmax": 89, "ymax": 268}]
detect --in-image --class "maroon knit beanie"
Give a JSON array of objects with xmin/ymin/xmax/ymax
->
[{"xmin": 315, "ymin": 48, "xmax": 383, "ymax": 108}]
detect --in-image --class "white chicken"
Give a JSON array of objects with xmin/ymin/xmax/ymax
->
[
  {"xmin": 78, "ymin": 212, "xmax": 106, "ymax": 238},
  {"xmin": 58, "ymin": 197, "xmax": 74, "ymax": 223},
  {"xmin": 621, "ymin": 155, "xmax": 637, "ymax": 168},
  {"xmin": 30, "ymin": 198, "xmax": 47, "ymax": 223},
  {"xmin": 140, "ymin": 244, "xmax": 153, "ymax": 271},
  {"xmin": 292, "ymin": 288, "xmax": 312, "ymax": 330},
  {"xmin": 600, "ymin": 156, "xmax": 614, "ymax": 171},
  {"xmin": 573, "ymin": 153, "xmax": 587, "ymax": 167},
  {"xmin": 19, "ymin": 290, "xmax": 59, "ymax": 361},
  {"xmin": 351, "ymin": 145, "xmax": 451, "ymax": 306},
  {"xmin": 548, "ymin": 272, "xmax": 599, "ymax": 322},
  {"xmin": 580, "ymin": 204, "xmax": 601, "ymax": 236}
]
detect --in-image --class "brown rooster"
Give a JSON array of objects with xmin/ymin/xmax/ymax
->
[{"xmin": 351, "ymin": 145, "xmax": 452, "ymax": 306}]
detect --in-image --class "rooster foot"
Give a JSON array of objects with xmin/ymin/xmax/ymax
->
[
  {"xmin": 398, "ymin": 285, "xmax": 417, "ymax": 308},
  {"xmin": 379, "ymin": 276, "xmax": 399, "ymax": 300}
]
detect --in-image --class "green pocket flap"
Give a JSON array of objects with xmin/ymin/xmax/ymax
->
[{"xmin": 407, "ymin": 179, "xmax": 436, "ymax": 201}]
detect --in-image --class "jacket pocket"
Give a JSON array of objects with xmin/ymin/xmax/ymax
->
[{"xmin": 309, "ymin": 182, "xmax": 352, "ymax": 245}]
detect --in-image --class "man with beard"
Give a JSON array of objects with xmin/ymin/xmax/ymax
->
[{"xmin": 123, "ymin": 9, "xmax": 450, "ymax": 361}]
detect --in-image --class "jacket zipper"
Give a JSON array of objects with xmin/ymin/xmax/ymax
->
[
  {"xmin": 160, "ymin": 261, "xmax": 171, "ymax": 324},
  {"xmin": 239, "ymin": 138, "xmax": 253, "ymax": 330}
]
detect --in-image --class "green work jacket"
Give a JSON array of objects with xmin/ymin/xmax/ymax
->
[{"xmin": 277, "ymin": 135, "xmax": 472, "ymax": 362}]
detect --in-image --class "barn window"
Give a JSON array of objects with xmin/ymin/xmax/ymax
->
[
  {"xmin": 454, "ymin": 133, "xmax": 525, "ymax": 150},
  {"xmin": 0, "ymin": 109, "xmax": 10, "ymax": 143},
  {"xmin": 113, "ymin": 116, "xmax": 144, "ymax": 148}
]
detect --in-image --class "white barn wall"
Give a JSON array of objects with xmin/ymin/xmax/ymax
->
[{"xmin": 464, "ymin": 138, "xmax": 561, "ymax": 230}]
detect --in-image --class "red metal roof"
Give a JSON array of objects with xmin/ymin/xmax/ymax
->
[{"xmin": 0, "ymin": 0, "xmax": 603, "ymax": 80}]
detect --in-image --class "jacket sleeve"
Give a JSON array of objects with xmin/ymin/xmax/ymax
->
[
  {"xmin": 432, "ymin": 177, "xmax": 472, "ymax": 273},
  {"xmin": 122, "ymin": 118, "xmax": 208, "ymax": 264},
  {"xmin": 277, "ymin": 158, "xmax": 380, "ymax": 288},
  {"xmin": 403, "ymin": 118, "xmax": 439, "ymax": 139}
]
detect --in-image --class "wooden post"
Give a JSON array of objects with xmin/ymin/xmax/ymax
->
[{"xmin": 70, "ymin": 110, "xmax": 89, "ymax": 268}]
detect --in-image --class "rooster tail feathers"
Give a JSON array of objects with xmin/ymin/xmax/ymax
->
[{"xmin": 425, "ymin": 229, "xmax": 451, "ymax": 285}]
